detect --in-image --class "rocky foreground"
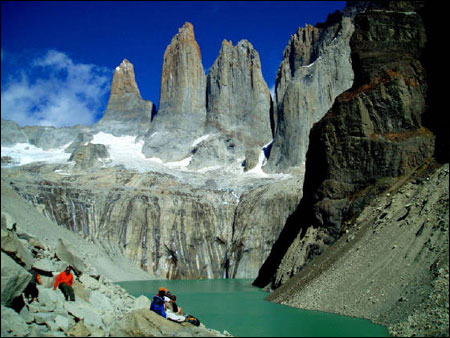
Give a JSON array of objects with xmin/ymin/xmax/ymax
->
[{"xmin": 1, "ymin": 181, "xmax": 230, "ymax": 337}]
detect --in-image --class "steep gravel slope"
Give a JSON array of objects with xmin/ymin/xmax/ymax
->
[{"xmin": 268, "ymin": 163, "xmax": 449, "ymax": 337}]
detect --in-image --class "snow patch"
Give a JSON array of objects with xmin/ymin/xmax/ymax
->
[
  {"xmin": 1, "ymin": 142, "xmax": 72, "ymax": 167},
  {"xmin": 192, "ymin": 134, "xmax": 211, "ymax": 147},
  {"xmin": 2, "ymin": 132, "xmax": 292, "ymax": 182},
  {"xmin": 245, "ymin": 141, "xmax": 272, "ymax": 177},
  {"xmin": 303, "ymin": 56, "xmax": 322, "ymax": 68},
  {"xmin": 166, "ymin": 156, "xmax": 193, "ymax": 169}
]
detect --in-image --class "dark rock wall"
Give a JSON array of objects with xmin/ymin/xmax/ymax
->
[{"xmin": 255, "ymin": 1, "xmax": 436, "ymax": 289}]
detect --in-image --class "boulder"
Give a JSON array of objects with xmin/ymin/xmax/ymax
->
[
  {"xmin": 1, "ymin": 252, "xmax": 32, "ymax": 306},
  {"xmin": 1, "ymin": 211, "xmax": 16, "ymax": 230},
  {"xmin": 32, "ymin": 258, "xmax": 57, "ymax": 273},
  {"xmin": 133, "ymin": 295, "xmax": 151, "ymax": 309},
  {"xmin": 1, "ymin": 304, "xmax": 30, "ymax": 337},
  {"xmin": 110, "ymin": 308, "xmax": 225, "ymax": 337},
  {"xmin": 64, "ymin": 298, "xmax": 105, "ymax": 330},
  {"xmin": 1, "ymin": 228, "xmax": 35, "ymax": 269},
  {"xmin": 55, "ymin": 238, "xmax": 89, "ymax": 274},
  {"xmin": 36, "ymin": 285, "xmax": 65, "ymax": 311},
  {"xmin": 88, "ymin": 290, "xmax": 114, "ymax": 312}
]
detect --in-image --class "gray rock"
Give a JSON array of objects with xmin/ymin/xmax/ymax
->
[
  {"xmin": 1, "ymin": 211, "xmax": 16, "ymax": 230},
  {"xmin": 64, "ymin": 299, "xmax": 105, "ymax": 330},
  {"xmin": 33, "ymin": 258, "xmax": 57, "ymax": 273},
  {"xmin": 19, "ymin": 304, "xmax": 34, "ymax": 323},
  {"xmin": 1, "ymin": 252, "xmax": 32, "ymax": 306},
  {"xmin": 22, "ymin": 124, "xmax": 84, "ymax": 150},
  {"xmin": 88, "ymin": 290, "xmax": 114, "ymax": 312},
  {"xmin": 133, "ymin": 295, "xmax": 151, "ymax": 309},
  {"xmin": 142, "ymin": 22, "xmax": 207, "ymax": 162},
  {"xmin": 38, "ymin": 285, "xmax": 65, "ymax": 310},
  {"xmin": 1, "ymin": 119, "xmax": 29, "ymax": 146},
  {"xmin": 1, "ymin": 228, "xmax": 35, "ymax": 269},
  {"xmin": 256, "ymin": 1, "xmax": 436, "ymax": 290},
  {"xmin": 188, "ymin": 133, "xmax": 246, "ymax": 170},
  {"xmin": 1, "ymin": 305, "xmax": 30, "ymax": 337},
  {"xmin": 32, "ymin": 311, "xmax": 57, "ymax": 324},
  {"xmin": 63, "ymin": 132, "xmax": 94, "ymax": 154},
  {"xmin": 94, "ymin": 59, "xmax": 156, "ymax": 137},
  {"xmin": 69, "ymin": 142, "xmax": 110, "ymax": 171},
  {"xmin": 157, "ymin": 22, "xmax": 207, "ymax": 130},
  {"xmin": 206, "ymin": 39, "xmax": 272, "ymax": 170},
  {"xmin": 66, "ymin": 320, "xmax": 93, "ymax": 337},
  {"xmin": 266, "ymin": 15, "xmax": 354, "ymax": 173},
  {"xmin": 110, "ymin": 308, "xmax": 226, "ymax": 337},
  {"xmin": 79, "ymin": 274, "xmax": 102, "ymax": 290},
  {"xmin": 55, "ymin": 238, "xmax": 89, "ymax": 274}
]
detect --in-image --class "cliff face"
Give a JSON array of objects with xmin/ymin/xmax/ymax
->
[
  {"xmin": 2, "ymin": 166, "xmax": 301, "ymax": 280},
  {"xmin": 265, "ymin": 13, "xmax": 354, "ymax": 173},
  {"xmin": 254, "ymin": 1, "xmax": 436, "ymax": 289},
  {"xmin": 205, "ymin": 39, "xmax": 272, "ymax": 169}
]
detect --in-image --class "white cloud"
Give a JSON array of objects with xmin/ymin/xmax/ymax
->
[{"xmin": 1, "ymin": 50, "xmax": 111, "ymax": 127}]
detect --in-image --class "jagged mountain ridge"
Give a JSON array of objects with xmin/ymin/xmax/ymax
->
[{"xmin": 1, "ymin": 11, "xmax": 352, "ymax": 281}]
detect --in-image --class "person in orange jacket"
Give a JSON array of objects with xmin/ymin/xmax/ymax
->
[{"xmin": 54, "ymin": 266, "xmax": 75, "ymax": 301}]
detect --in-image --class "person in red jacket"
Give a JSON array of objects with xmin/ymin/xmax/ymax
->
[{"xmin": 54, "ymin": 266, "xmax": 75, "ymax": 301}]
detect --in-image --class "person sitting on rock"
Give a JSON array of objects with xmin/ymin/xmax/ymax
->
[
  {"xmin": 24, "ymin": 268, "xmax": 42, "ymax": 303},
  {"xmin": 150, "ymin": 287, "xmax": 169, "ymax": 318},
  {"xmin": 165, "ymin": 293, "xmax": 186, "ymax": 323},
  {"xmin": 167, "ymin": 294, "xmax": 183, "ymax": 315},
  {"xmin": 54, "ymin": 266, "xmax": 75, "ymax": 301}
]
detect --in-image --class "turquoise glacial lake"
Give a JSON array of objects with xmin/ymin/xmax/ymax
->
[{"xmin": 117, "ymin": 279, "xmax": 390, "ymax": 337}]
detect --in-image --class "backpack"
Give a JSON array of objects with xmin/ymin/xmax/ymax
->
[
  {"xmin": 185, "ymin": 314, "xmax": 200, "ymax": 327},
  {"xmin": 150, "ymin": 295, "xmax": 166, "ymax": 318}
]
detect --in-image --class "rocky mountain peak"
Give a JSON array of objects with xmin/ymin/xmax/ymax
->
[
  {"xmin": 109, "ymin": 59, "xmax": 141, "ymax": 100},
  {"xmin": 177, "ymin": 22, "xmax": 195, "ymax": 38},
  {"xmin": 95, "ymin": 59, "xmax": 155, "ymax": 136},
  {"xmin": 288, "ymin": 24, "xmax": 321, "ymax": 68},
  {"xmin": 204, "ymin": 36, "xmax": 272, "ymax": 170},
  {"xmin": 265, "ymin": 14, "xmax": 354, "ymax": 173},
  {"xmin": 157, "ymin": 21, "xmax": 206, "ymax": 123},
  {"xmin": 141, "ymin": 22, "xmax": 207, "ymax": 161}
]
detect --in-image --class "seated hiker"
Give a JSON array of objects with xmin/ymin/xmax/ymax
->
[
  {"xmin": 24, "ymin": 268, "xmax": 42, "ymax": 303},
  {"xmin": 165, "ymin": 293, "xmax": 185, "ymax": 323},
  {"xmin": 167, "ymin": 294, "xmax": 183, "ymax": 315},
  {"xmin": 150, "ymin": 287, "xmax": 169, "ymax": 318},
  {"xmin": 54, "ymin": 266, "xmax": 75, "ymax": 301}
]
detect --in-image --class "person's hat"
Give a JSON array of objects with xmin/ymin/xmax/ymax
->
[{"xmin": 159, "ymin": 287, "xmax": 168, "ymax": 292}]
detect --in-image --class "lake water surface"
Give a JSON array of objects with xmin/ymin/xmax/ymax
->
[{"xmin": 117, "ymin": 279, "xmax": 390, "ymax": 337}]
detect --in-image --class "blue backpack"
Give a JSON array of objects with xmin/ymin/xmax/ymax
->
[{"xmin": 150, "ymin": 295, "xmax": 167, "ymax": 318}]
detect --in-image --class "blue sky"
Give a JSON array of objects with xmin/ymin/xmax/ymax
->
[{"xmin": 1, "ymin": 1, "xmax": 346, "ymax": 127}]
